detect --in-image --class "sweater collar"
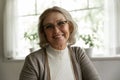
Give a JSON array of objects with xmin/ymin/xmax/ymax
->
[{"xmin": 47, "ymin": 45, "xmax": 68, "ymax": 54}]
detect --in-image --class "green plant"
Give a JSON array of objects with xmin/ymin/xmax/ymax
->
[
  {"xmin": 79, "ymin": 34, "xmax": 99, "ymax": 48},
  {"xmin": 24, "ymin": 31, "xmax": 38, "ymax": 48},
  {"xmin": 24, "ymin": 32, "xmax": 38, "ymax": 41}
]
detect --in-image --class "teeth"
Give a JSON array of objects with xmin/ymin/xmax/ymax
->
[
  {"xmin": 53, "ymin": 34, "xmax": 63, "ymax": 39},
  {"xmin": 53, "ymin": 33, "xmax": 64, "ymax": 39},
  {"xmin": 54, "ymin": 35, "xmax": 61, "ymax": 39}
]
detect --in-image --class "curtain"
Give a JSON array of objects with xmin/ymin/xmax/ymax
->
[
  {"xmin": 3, "ymin": 0, "xmax": 18, "ymax": 59},
  {"xmin": 104, "ymin": 0, "xmax": 120, "ymax": 56}
]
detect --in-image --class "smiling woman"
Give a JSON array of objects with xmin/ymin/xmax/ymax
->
[{"xmin": 19, "ymin": 6, "xmax": 101, "ymax": 80}]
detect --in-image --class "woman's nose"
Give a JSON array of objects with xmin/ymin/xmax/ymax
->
[{"xmin": 53, "ymin": 25, "xmax": 60, "ymax": 33}]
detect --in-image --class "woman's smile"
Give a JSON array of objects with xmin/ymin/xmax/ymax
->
[{"xmin": 53, "ymin": 33, "xmax": 64, "ymax": 39}]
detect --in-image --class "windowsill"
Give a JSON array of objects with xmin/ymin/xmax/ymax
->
[
  {"xmin": 86, "ymin": 48, "xmax": 120, "ymax": 61},
  {"xmin": 4, "ymin": 55, "xmax": 120, "ymax": 62},
  {"xmin": 90, "ymin": 55, "xmax": 120, "ymax": 61},
  {"xmin": 4, "ymin": 48, "xmax": 120, "ymax": 61}
]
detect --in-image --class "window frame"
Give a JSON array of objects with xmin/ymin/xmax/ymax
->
[{"xmin": 3, "ymin": 0, "xmax": 120, "ymax": 60}]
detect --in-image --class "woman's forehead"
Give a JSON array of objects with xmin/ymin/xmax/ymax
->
[{"xmin": 43, "ymin": 12, "xmax": 66, "ymax": 24}]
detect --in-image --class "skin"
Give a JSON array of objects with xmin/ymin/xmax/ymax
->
[{"xmin": 43, "ymin": 12, "xmax": 71, "ymax": 50}]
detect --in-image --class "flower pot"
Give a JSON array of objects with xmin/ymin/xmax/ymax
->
[
  {"xmin": 29, "ymin": 48, "xmax": 34, "ymax": 52},
  {"xmin": 85, "ymin": 48, "xmax": 93, "ymax": 57}
]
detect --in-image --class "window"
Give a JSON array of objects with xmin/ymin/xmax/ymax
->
[{"xmin": 4, "ymin": 0, "xmax": 120, "ymax": 60}]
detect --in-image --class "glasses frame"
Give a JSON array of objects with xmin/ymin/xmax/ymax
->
[{"xmin": 43, "ymin": 20, "xmax": 68, "ymax": 30}]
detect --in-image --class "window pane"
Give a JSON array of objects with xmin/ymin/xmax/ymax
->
[
  {"xmin": 58, "ymin": 0, "xmax": 88, "ymax": 11},
  {"xmin": 37, "ymin": 0, "xmax": 58, "ymax": 14},
  {"xmin": 70, "ymin": 8, "xmax": 104, "ymax": 49},
  {"xmin": 17, "ymin": 0, "xmax": 35, "ymax": 16},
  {"xmin": 89, "ymin": 0, "xmax": 104, "ymax": 8},
  {"xmin": 16, "ymin": 16, "xmax": 39, "ymax": 58},
  {"xmin": 37, "ymin": 0, "xmax": 88, "ymax": 14}
]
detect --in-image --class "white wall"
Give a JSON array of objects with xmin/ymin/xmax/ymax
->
[
  {"xmin": 0, "ymin": 0, "xmax": 120, "ymax": 80},
  {"xmin": 94, "ymin": 60, "xmax": 120, "ymax": 80}
]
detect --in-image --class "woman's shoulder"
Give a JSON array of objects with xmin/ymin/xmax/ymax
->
[
  {"xmin": 69, "ymin": 46, "xmax": 86, "ymax": 58},
  {"xmin": 70, "ymin": 46, "xmax": 85, "ymax": 53},
  {"xmin": 25, "ymin": 48, "xmax": 45, "ymax": 61},
  {"xmin": 22, "ymin": 48, "xmax": 45, "ymax": 77}
]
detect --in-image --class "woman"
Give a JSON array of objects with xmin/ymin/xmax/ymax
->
[{"xmin": 19, "ymin": 6, "xmax": 100, "ymax": 80}]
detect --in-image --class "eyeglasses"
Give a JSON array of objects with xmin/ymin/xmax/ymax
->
[{"xmin": 43, "ymin": 20, "xmax": 68, "ymax": 30}]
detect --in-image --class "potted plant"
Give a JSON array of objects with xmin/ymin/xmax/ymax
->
[
  {"xmin": 24, "ymin": 31, "xmax": 39, "ymax": 52},
  {"xmin": 79, "ymin": 34, "xmax": 99, "ymax": 57},
  {"xmin": 79, "ymin": 34, "xmax": 96, "ymax": 47}
]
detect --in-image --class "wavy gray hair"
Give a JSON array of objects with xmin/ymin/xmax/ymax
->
[{"xmin": 38, "ymin": 6, "xmax": 78, "ymax": 48}]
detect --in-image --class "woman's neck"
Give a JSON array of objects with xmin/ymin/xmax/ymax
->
[
  {"xmin": 50, "ymin": 44, "xmax": 67, "ymax": 50},
  {"xmin": 46, "ymin": 45, "xmax": 68, "ymax": 57}
]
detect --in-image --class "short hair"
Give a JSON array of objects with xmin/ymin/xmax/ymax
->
[{"xmin": 38, "ymin": 6, "xmax": 78, "ymax": 48}]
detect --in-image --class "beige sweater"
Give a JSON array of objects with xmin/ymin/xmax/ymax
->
[{"xmin": 19, "ymin": 46, "xmax": 101, "ymax": 80}]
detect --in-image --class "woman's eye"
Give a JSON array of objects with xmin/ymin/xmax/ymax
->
[
  {"xmin": 57, "ymin": 21, "xmax": 65, "ymax": 26},
  {"xmin": 45, "ymin": 24, "xmax": 54, "ymax": 29}
]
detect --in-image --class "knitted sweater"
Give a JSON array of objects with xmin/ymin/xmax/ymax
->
[{"xmin": 19, "ymin": 46, "xmax": 101, "ymax": 80}]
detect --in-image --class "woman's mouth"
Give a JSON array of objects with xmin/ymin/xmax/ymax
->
[{"xmin": 53, "ymin": 34, "xmax": 64, "ymax": 39}]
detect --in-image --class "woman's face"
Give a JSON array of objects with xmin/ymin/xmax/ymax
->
[{"xmin": 43, "ymin": 12, "xmax": 71, "ymax": 50}]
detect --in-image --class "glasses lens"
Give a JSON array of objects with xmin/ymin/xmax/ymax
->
[
  {"xmin": 57, "ymin": 21, "xmax": 67, "ymax": 26},
  {"xmin": 44, "ymin": 24, "xmax": 54, "ymax": 29},
  {"xmin": 44, "ymin": 21, "xmax": 67, "ymax": 30}
]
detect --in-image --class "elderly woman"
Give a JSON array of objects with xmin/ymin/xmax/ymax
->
[{"xmin": 19, "ymin": 6, "xmax": 100, "ymax": 80}]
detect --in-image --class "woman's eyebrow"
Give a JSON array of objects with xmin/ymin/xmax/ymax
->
[{"xmin": 43, "ymin": 18, "xmax": 66, "ymax": 25}]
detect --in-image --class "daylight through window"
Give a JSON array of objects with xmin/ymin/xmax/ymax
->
[{"xmin": 5, "ymin": 0, "xmax": 116, "ymax": 59}]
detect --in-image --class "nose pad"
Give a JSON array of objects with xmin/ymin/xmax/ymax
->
[{"xmin": 53, "ymin": 25, "xmax": 60, "ymax": 33}]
